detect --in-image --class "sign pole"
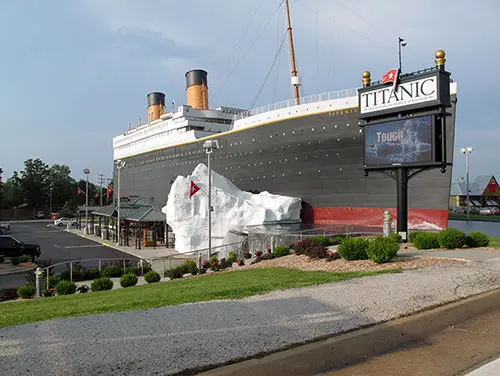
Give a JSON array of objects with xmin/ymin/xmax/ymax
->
[{"xmin": 396, "ymin": 168, "xmax": 409, "ymax": 241}]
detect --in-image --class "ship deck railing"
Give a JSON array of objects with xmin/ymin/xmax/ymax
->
[{"xmin": 235, "ymin": 87, "xmax": 358, "ymax": 120}]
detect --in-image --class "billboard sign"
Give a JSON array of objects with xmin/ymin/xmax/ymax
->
[
  {"xmin": 363, "ymin": 115, "xmax": 440, "ymax": 169},
  {"xmin": 358, "ymin": 70, "xmax": 451, "ymax": 119}
]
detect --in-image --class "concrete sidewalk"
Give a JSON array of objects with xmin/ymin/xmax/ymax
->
[
  {"xmin": 64, "ymin": 228, "xmax": 178, "ymax": 260},
  {"xmin": 403, "ymin": 249, "xmax": 500, "ymax": 262}
]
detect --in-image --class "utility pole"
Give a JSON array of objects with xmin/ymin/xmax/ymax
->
[{"xmin": 98, "ymin": 174, "xmax": 105, "ymax": 207}]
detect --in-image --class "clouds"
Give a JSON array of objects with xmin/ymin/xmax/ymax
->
[{"xmin": 0, "ymin": 0, "xmax": 499, "ymax": 181}]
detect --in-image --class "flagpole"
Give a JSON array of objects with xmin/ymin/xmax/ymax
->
[{"xmin": 83, "ymin": 168, "xmax": 90, "ymax": 235}]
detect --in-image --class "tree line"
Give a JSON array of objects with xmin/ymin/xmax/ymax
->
[{"xmin": 0, "ymin": 158, "xmax": 113, "ymax": 215}]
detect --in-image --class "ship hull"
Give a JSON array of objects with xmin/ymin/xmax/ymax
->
[{"xmin": 116, "ymin": 97, "xmax": 457, "ymax": 230}]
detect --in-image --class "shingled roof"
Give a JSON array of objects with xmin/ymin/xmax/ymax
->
[{"xmin": 80, "ymin": 197, "xmax": 166, "ymax": 223}]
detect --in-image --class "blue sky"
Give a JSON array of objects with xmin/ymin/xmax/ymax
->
[{"xmin": 0, "ymin": 0, "xmax": 499, "ymax": 184}]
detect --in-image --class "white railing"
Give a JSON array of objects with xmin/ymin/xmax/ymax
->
[{"xmin": 235, "ymin": 87, "xmax": 358, "ymax": 120}]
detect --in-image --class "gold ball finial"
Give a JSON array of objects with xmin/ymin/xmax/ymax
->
[
  {"xmin": 435, "ymin": 50, "xmax": 446, "ymax": 66},
  {"xmin": 362, "ymin": 71, "xmax": 371, "ymax": 87}
]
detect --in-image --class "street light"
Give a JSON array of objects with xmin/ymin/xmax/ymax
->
[
  {"xmin": 116, "ymin": 160, "xmax": 126, "ymax": 246},
  {"xmin": 202, "ymin": 139, "xmax": 219, "ymax": 258},
  {"xmin": 83, "ymin": 168, "xmax": 91, "ymax": 234},
  {"xmin": 460, "ymin": 146, "xmax": 473, "ymax": 220},
  {"xmin": 398, "ymin": 37, "xmax": 407, "ymax": 73}
]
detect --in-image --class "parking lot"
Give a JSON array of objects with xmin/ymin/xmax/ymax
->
[{"xmin": 0, "ymin": 221, "xmax": 137, "ymax": 289}]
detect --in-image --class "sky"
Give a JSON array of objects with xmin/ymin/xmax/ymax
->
[{"xmin": 0, "ymin": 0, "xmax": 499, "ymax": 185}]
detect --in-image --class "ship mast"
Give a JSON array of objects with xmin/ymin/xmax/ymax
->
[{"xmin": 285, "ymin": 0, "xmax": 301, "ymax": 105}]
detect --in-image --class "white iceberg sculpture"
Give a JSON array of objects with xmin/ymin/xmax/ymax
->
[{"xmin": 162, "ymin": 163, "xmax": 302, "ymax": 253}]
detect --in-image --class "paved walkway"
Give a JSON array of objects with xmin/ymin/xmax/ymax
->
[
  {"xmin": 2, "ymin": 259, "xmax": 500, "ymax": 375},
  {"xmin": 404, "ymin": 249, "xmax": 500, "ymax": 262}
]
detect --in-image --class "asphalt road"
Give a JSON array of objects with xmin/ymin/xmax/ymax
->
[{"xmin": 0, "ymin": 221, "xmax": 136, "ymax": 289}]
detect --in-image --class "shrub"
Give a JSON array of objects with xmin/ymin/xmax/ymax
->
[
  {"xmin": 310, "ymin": 236, "xmax": 330, "ymax": 246},
  {"xmin": 10, "ymin": 257, "xmax": 21, "ymax": 266},
  {"xmin": 44, "ymin": 275, "xmax": 60, "ymax": 289},
  {"xmin": 219, "ymin": 258, "xmax": 232, "ymax": 269},
  {"xmin": 329, "ymin": 235, "xmax": 347, "ymax": 245},
  {"xmin": 438, "ymin": 228, "xmax": 467, "ymax": 249},
  {"xmin": 83, "ymin": 268, "xmax": 102, "ymax": 280},
  {"xmin": 294, "ymin": 239, "xmax": 314, "ymax": 255},
  {"xmin": 165, "ymin": 266, "xmax": 185, "ymax": 279},
  {"xmin": 184, "ymin": 259, "xmax": 199, "ymax": 274},
  {"xmin": 0, "ymin": 255, "xmax": 5, "ymax": 263},
  {"xmin": 367, "ymin": 237, "xmax": 400, "ymax": 264},
  {"xmin": 201, "ymin": 260, "xmax": 211, "ymax": 269},
  {"xmin": 199, "ymin": 268, "xmax": 207, "ymax": 274},
  {"xmin": 91, "ymin": 277, "xmax": 114, "ymax": 291},
  {"xmin": 77, "ymin": 285, "xmax": 91, "ymax": 293},
  {"xmin": 306, "ymin": 245, "xmax": 329, "ymax": 259},
  {"xmin": 409, "ymin": 231, "xmax": 424, "ymax": 243},
  {"xmin": 388, "ymin": 233, "xmax": 403, "ymax": 244},
  {"xmin": 273, "ymin": 245, "xmax": 290, "ymax": 257},
  {"xmin": 466, "ymin": 231, "xmax": 490, "ymax": 248},
  {"xmin": 337, "ymin": 238, "xmax": 369, "ymax": 260},
  {"xmin": 144, "ymin": 270, "xmax": 161, "ymax": 283},
  {"xmin": 228, "ymin": 251, "xmax": 238, "ymax": 263},
  {"xmin": 243, "ymin": 251, "xmax": 251, "ymax": 259},
  {"xmin": 412, "ymin": 232, "xmax": 440, "ymax": 250},
  {"xmin": 123, "ymin": 267, "xmax": 138, "ymax": 276},
  {"xmin": 55, "ymin": 280, "xmax": 77, "ymax": 295},
  {"xmin": 17, "ymin": 285, "xmax": 36, "ymax": 299},
  {"xmin": 102, "ymin": 264, "xmax": 123, "ymax": 278},
  {"xmin": 326, "ymin": 252, "xmax": 340, "ymax": 262},
  {"xmin": 254, "ymin": 250, "xmax": 263, "ymax": 257},
  {"xmin": 0, "ymin": 288, "xmax": 18, "ymax": 302},
  {"xmin": 237, "ymin": 259, "xmax": 245, "ymax": 266},
  {"xmin": 19, "ymin": 255, "xmax": 31, "ymax": 263},
  {"xmin": 120, "ymin": 273, "xmax": 138, "ymax": 288}
]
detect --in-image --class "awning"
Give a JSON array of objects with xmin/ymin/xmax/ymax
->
[{"xmin": 487, "ymin": 200, "xmax": 499, "ymax": 207}]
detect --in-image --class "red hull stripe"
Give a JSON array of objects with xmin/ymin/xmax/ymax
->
[{"xmin": 311, "ymin": 207, "xmax": 448, "ymax": 229}]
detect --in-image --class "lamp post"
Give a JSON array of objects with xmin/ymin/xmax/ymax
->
[
  {"xmin": 83, "ymin": 168, "xmax": 90, "ymax": 234},
  {"xmin": 460, "ymin": 146, "xmax": 473, "ymax": 220},
  {"xmin": 202, "ymin": 140, "xmax": 219, "ymax": 258},
  {"xmin": 116, "ymin": 160, "xmax": 126, "ymax": 246},
  {"xmin": 398, "ymin": 37, "xmax": 407, "ymax": 73}
]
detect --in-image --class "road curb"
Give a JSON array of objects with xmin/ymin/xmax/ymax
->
[
  {"xmin": 64, "ymin": 229, "xmax": 113, "ymax": 248},
  {"xmin": 198, "ymin": 288, "xmax": 500, "ymax": 376},
  {"xmin": 0, "ymin": 263, "xmax": 37, "ymax": 276}
]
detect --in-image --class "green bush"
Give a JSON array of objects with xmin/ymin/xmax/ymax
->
[
  {"xmin": 329, "ymin": 235, "xmax": 347, "ymax": 245},
  {"xmin": 55, "ymin": 280, "xmax": 77, "ymax": 295},
  {"xmin": 123, "ymin": 267, "xmax": 138, "ymax": 276},
  {"xmin": 102, "ymin": 264, "xmax": 123, "ymax": 278},
  {"xmin": 17, "ymin": 285, "xmax": 36, "ymax": 299},
  {"xmin": 412, "ymin": 232, "xmax": 440, "ymax": 250},
  {"xmin": 120, "ymin": 273, "xmax": 138, "ymax": 288},
  {"xmin": 19, "ymin": 255, "xmax": 31, "ymax": 263},
  {"xmin": 91, "ymin": 277, "xmax": 114, "ymax": 291},
  {"xmin": 144, "ymin": 270, "xmax": 161, "ymax": 283},
  {"xmin": 438, "ymin": 228, "xmax": 467, "ymax": 249},
  {"xmin": 83, "ymin": 268, "xmax": 102, "ymax": 280},
  {"xmin": 184, "ymin": 259, "xmax": 199, "ymax": 274},
  {"xmin": 10, "ymin": 257, "xmax": 21, "ymax": 266},
  {"xmin": 273, "ymin": 245, "xmax": 290, "ymax": 257},
  {"xmin": 43, "ymin": 275, "xmax": 60, "ymax": 289},
  {"xmin": 408, "ymin": 231, "xmax": 424, "ymax": 243},
  {"xmin": 310, "ymin": 236, "xmax": 330, "ymax": 246},
  {"xmin": 165, "ymin": 266, "xmax": 185, "ymax": 279},
  {"xmin": 367, "ymin": 237, "xmax": 400, "ymax": 264},
  {"xmin": 0, "ymin": 255, "xmax": 5, "ymax": 264},
  {"xmin": 388, "ymin": 233, "xmax": 403, "ymax": 244},
  {"xmin": 465, "ymin": 231, "xmax": 489, "ymax": 248},
  {"xmin": 228, "ymin": 251, "xmax": 238, "ymax": 263},
  {"xmin": 337, "ymin": 238, "xmax": 370, "ymax": 260}
]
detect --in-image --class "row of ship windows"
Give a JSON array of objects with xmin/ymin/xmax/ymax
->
[
  {"xmin": 128, "ymin": 154, "xmax": 354, "ymax": 172},
  {"xmin": 119, "ymin": 123, "xmax": 362, "ymax": 155},
  {"xmin": 132, "ymin": 135, "xmax": 361, "ymax": 166}
]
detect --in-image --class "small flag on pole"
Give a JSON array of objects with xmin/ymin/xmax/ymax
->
[
  {"xmin": 189, "ymin": 181, "xmax": 200, "ymax": 198},
  {"xmin": 106, "ymin": 185, "xmax": 113, "ymax": 199},
  {"xmin": 77, "ymin": 187, "xmax": 85, "ymax": 196}
]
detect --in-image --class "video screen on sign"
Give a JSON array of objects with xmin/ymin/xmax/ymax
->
[{"xmin": 364, "ymin": 115, "xmax": 434, "ymax": 167}]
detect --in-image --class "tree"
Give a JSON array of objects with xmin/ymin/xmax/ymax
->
[
  {"xmin": 2, "ymin": 172, "xmax": 24, "ymax": 208},
  {"xmin": 48, "ymin": 164, "xmax": 75, "ymax": 211},
  {"xmin": 19, "ymin": 159, "xmax": 51, "ymax": 210}
]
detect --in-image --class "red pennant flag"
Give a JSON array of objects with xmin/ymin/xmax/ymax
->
[
  {"xmin": 189, "ymin": 181, "xmax": 200, "ymax": 198},
  {"xmin": 381, "ymin": 69, "xmax": 398, "ymax": 84},
  {"xmin": 106, "ymin": 185, "xmax": 113, "ymax": 199},
  {"xmin": 77, "ymin": 187, "xmax": 85, "ymax": 196},
  {"xmin": 95, "ymin": 193, "xmax": 99, "ymax": 199}
]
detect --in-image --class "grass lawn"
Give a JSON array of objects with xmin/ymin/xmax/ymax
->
[
  {"xmin": 0, "ymin": 267, "xmax": 400, "ymax": 329},
  {"xmin": 489, "ymin": 236, "xmax": 500, "ymax": 248}
]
